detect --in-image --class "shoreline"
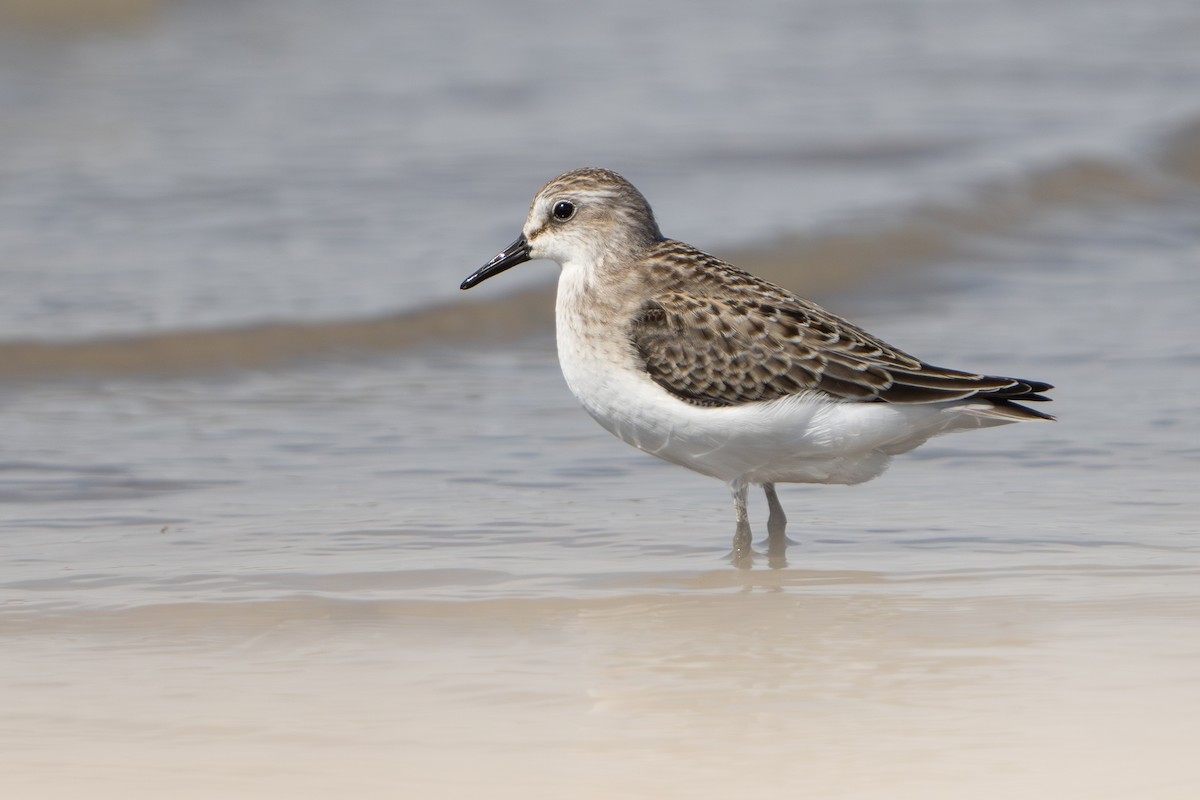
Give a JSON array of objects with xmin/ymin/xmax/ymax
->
[{"xmin": 1, "ymin": 143, "xmax": 1194, "ymax": 382}]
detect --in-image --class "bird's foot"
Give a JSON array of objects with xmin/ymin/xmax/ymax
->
[
  {"xmin": 762, "ymin": 532, "xmax": 796, "ymax": 570},
  {"xmin": 726, "ymin": 545, "xmax": 758, "ymax": 570},
  {"xmin": 728, "ymin": 524, "xmax": 755, "ymax": 570},
  {"xmin": 758, "ymin": 533, "xmax": 800, "ymax": 548}
]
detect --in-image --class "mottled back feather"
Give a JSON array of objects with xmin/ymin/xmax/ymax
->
[{"xmin": 628, "ymin": 240, "xmax": 1054, "ymax": 419}]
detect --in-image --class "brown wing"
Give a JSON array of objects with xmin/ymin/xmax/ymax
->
[{"xmin": 629, "ymin": 288, "xmax": 1053, "ymax": 418}]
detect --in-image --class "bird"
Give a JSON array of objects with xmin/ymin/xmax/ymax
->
[{"xmin": 460, "ymin": 168, "xmax": 1053, "ymax": 567}]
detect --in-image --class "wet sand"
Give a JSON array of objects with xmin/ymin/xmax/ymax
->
[{"xmin": 4, "ymin": 574, "xmax": 1198, "ymax": 800}]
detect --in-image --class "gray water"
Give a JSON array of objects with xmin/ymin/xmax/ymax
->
[
  {"xmin": 2, "ymin": 0, "xmax": 1200, "ymax": 340},
  {"xmin": 2, "ymin": 1, "xmax": 1200, "ymax": 798}
]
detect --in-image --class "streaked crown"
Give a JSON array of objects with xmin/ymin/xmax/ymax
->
[{"xmin": 524, "ymin": 168, "xmax": 663, "ymax": 267}]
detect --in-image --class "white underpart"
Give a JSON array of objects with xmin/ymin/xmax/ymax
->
[{"xmin": 554, "ymin": 261, "xmax": 1015, "ymax": 488}]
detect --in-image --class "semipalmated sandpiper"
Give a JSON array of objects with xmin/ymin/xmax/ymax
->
[{"xmin": 461, "ymin": 168, "xmax": 1053, "ymax": 566}]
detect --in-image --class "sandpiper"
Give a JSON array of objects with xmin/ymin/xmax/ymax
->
[{"xmin": 461, "ymin": 168, "xmax": 1053, "ymax": 566}]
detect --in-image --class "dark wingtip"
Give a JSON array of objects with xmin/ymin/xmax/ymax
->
[{"xmin": 1017, "ymin": 379, "xmax": 1054, "ymax": 394}]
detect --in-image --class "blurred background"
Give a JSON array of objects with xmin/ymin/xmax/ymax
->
[
  {"xmin": 2, "ymin": 1, "xmax": 1199, "ymax": 798},
  {"xmin": 2, "ymin": 0, "xmax": 1198, "ymax": 346}
]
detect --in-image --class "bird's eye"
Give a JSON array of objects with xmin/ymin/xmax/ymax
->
[{"xmin": 552, "ymin": 200, "xmax": 575, "ymax": 221}]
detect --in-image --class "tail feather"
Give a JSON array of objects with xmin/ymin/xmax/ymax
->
[
  {"xmin": 982, "ymin": 376, "xmax": 1055, "ymax": 420},
  {"xmin": 985, "ymin": 398, "xmax": 1056, "ymax": 421},
  {"xmin": 881, "ymin": 368, "xmax": 1055, "ymax": 420}
]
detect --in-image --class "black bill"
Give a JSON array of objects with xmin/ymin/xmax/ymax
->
[{"xmin": 460, "ymin": 235, "xmax": 531, "ymax": 290}]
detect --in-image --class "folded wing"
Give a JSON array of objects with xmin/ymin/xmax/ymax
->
[{"xmin": 629, "ymin": 286, "xmax": 1053, "ymax": 420}]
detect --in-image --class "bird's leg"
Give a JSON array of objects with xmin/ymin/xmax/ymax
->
[
  {"xmin": 763, "ymin": 482, "xmax": 787, "ymax": 540},
  {"xmin": 728, "ymin": 478, "xmax": 753, "ymax": 568},
  {"xmin": 763, "ymin": 482, "xmax": 792, "ymax": 568}
]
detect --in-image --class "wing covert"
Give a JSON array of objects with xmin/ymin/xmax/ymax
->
[{"xmin": 629, "ymin": 291, "xmax": 1051, "ymax": 413}]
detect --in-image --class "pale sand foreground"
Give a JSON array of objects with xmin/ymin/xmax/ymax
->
[{"xmin": 3, "ymin": 567, "xmax": 1198, "ymax": 800}]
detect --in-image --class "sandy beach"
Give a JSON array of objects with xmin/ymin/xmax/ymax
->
[{"xmin": 5, "ymin": 575, "xmax": 1199, "ymax": 800}]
